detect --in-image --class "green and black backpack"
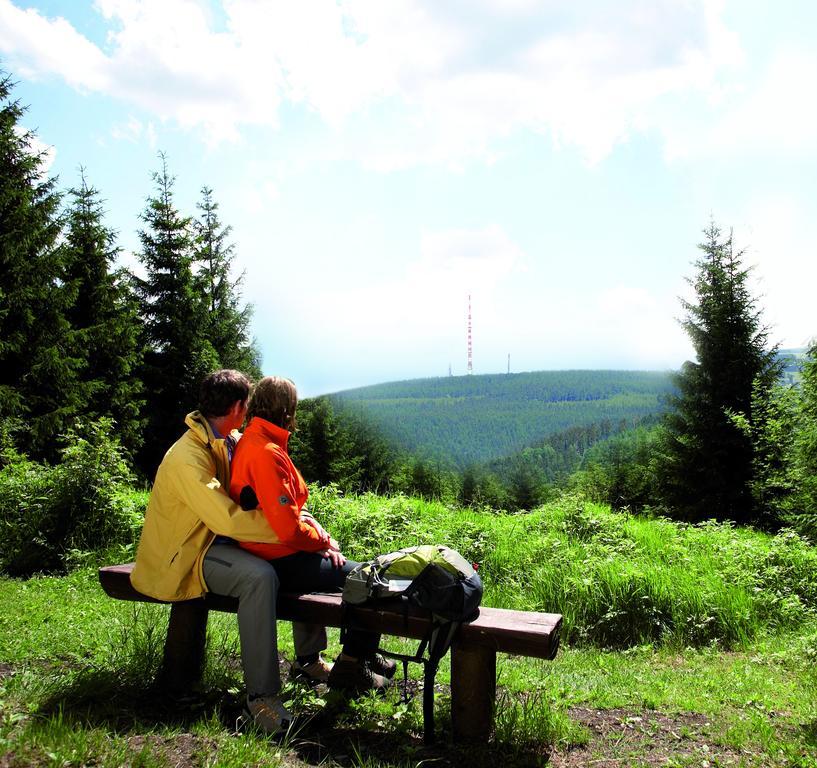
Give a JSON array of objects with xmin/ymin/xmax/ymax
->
[{"xmin": 341, "ymin": 544, "xmax": 483, "ymax": 742}]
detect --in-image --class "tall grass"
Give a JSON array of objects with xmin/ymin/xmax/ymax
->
[{"xmin": 314, "ymin": 488, "xmax": 817, "ymax": 648}]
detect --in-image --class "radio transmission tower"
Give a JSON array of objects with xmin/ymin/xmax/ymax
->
[{"xmin": 467, "ymin": 294, "xmax": 473, "ymax": 375}]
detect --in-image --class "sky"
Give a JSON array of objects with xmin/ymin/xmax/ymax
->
[{"xmin": 1, "ymin": 0, "xmax": 816, "ymax": 397}]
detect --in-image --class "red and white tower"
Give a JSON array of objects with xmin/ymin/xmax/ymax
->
[{"xmin": 467, "ymin": 294, "xmax": 473, "ymax": 375}]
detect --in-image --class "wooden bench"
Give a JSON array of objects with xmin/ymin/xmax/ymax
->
[{"xmin": 99, "ymin": 563, "xmax": 562, "ymax": 743}]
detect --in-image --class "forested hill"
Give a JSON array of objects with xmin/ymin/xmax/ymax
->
[{"xmin": 330, "ymin": 370, "xmax": 675, "ymax": 467}]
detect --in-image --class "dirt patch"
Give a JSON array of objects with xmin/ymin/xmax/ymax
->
[
  {"xmin": 0, "ymin": 663, "xmax": 13, "ymax": 681},
  {"xmin": 548, "ymin": 707, "xmax": 750, "ymax": 767},
  {"xmin": 126, "ymin": 733, "xmax": 216, "ymax": 768}
]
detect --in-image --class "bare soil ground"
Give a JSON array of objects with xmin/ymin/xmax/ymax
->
[{"xmin": 548, "ymin": 706, "xmax": 749, "ymax": 767}]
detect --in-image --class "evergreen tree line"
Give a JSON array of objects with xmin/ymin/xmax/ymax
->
[
  {"xmin": 289, "ymin": 392, "xmax": 661, "ymax": 512},
  {"xmin": 0, "ymin": 73, "xmax": 259, "ymax": 478}
]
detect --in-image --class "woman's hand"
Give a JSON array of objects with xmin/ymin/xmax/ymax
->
[
  {"xmin": 318, "ymin": 546, "xmax": 346, "ymax": 568},
  {"xmin": 301, "ymin": 514, "xmax": 331, "ymax": 546}
]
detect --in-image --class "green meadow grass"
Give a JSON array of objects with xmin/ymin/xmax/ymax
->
[
  {"xmin": 320, "ymin": 490, "xmax": 817, "ymax": 648},
  {"xmin": 2, "ymin": 491, "xmax": 817, "ymax": 766}
]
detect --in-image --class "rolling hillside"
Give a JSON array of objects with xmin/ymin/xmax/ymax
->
[{"xmin": 330, "ymin": 370, "xmax": 675, "ymax": 467}]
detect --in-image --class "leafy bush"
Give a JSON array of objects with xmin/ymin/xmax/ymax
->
[
  {"xmin": 570, "ymin": 426, "xmax": 660, "ymax": 512},
  {"xmin": 0, "ymin": 418, "xmax": 143, "ymax": 576},
  {"xmin": 314, "ymin": 488, "xmax": 817, "ymax": 649}
]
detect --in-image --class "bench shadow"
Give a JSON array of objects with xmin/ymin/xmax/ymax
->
[
  {"xmin": 801, "ymin": 719, "xmax": 817, "ymax": 748},
  {"xmin": 35, "ymin": 669, "xmax": 552, "ymax": 768}
]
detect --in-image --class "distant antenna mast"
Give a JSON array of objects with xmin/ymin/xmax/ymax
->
[
  {"xmin": 467, "ymin": 294, "xmax": 473, "ymax": 375},
  {"xmin": 507, "ymin": 353, "xmax": 510, "ymax": 374}
]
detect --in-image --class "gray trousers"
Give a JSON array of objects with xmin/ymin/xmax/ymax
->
[{"xmin": 202, "ymin": 543, "xmax": 326, "ymax": 696}]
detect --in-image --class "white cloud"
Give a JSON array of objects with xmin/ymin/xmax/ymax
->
[
  {"xmin": 0, "ymin": 0, "xmax": 108, "ymax": 89},
  {"xmin": 733, "ymin": 199, "xmax": 817, "ymax": 348},
  {"xmin": 110, "ymin": 116, "xmax": 144, "ymax": 142},
  {"xmin": 663, "ymin": 49, "xmax": 817, "ymax": 161},
  {"xmin": 0, "ymin": 0, "xmax": 746, "ymax": 164},
  {"xmin": 110, "ymin": 117, "xmax": 158, "ymax": 148}
]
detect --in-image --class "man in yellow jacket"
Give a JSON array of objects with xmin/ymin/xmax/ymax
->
[{"xmin": 131, "ymin": 369, "xmax": 294, "ymax": 735}]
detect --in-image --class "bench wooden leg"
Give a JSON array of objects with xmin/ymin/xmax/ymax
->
[
  {"xmin": 451, "ymin": 645, "xmax": 496, "ymax": 743},
  {"xmin": 157, "ymin": 601, "xmax": 209, "ymax": 694}
]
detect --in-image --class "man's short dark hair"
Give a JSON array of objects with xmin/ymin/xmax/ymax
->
[{"xmin": 199, "ymin": 369, "xmax": 252, "ymax": 418}]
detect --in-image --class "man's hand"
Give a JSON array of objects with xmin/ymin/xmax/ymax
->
[
  {"xmin": 301, "ymin": 514, "xmax": 331, "ymax": 546},
  {"xmin": 318, "ymin": 546, "xmax": 346, "ymax": 568}
]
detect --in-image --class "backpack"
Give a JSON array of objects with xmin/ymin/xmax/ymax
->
[{"xmin": 341, "ymin": 545, "xmax": 484, "ymax": 743}]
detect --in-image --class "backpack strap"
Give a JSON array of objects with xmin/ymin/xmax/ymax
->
[{"xmin": 421, "ymin": 619, "xmax": 461, "ymax": 744}]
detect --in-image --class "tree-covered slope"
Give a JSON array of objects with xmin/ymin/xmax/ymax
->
[{"xmin": 331, "ymin": 370, "xmax": 675, "ymax": 467}]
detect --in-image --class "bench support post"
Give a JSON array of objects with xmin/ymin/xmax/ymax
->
[
  {"xmin": 157, "ymin": 601, "xmax": 209, "ymax": 694},
  {"xmin": 451, "ymin": 645, "xmax": 496, "ymax": 743}
]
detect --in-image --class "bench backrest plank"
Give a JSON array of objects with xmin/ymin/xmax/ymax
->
[{"xmin": 99, "ymin": 564, "xmax": 561, "ymax": 661}]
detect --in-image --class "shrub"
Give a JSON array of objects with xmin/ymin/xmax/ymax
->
[
  {"xmin": 316, "ymin": 488, "xmax": 817, "ymax": 648},
  {"xmin": 0, "ymin": 418, "xmax": 142, "ymax": 576}
]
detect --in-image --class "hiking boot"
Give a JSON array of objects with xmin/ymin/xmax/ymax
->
[
  {"xmin": 292, "ymin": 654, "xmax": 333, "ymax": 684},
  {"xmin": 367, "ymin": 652, "xmax": 397, "ymax": 679},
  {"xmin": 245, "ymin": 695, "xmax": 293, "ymax": 736},
  {"xmin": 327, "ymin": 656, "xmax": 389, "ymax": 695}
]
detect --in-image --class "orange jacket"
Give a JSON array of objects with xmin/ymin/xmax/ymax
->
[{"xmin": 229, "ymin": 416, "xmax": 324, "ymax": 560}]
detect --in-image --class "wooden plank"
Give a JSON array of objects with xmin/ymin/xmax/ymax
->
[
  {"xmin": 157, "ymin": 601, "xmax": 209, "ymax": 693},
  {"xmin": 98, "ymin": 564, "xmax": 561, "ymax": 660},
  {"xmin": 451, "ymin": 645, "xmax": 496, "ymax": 742}
]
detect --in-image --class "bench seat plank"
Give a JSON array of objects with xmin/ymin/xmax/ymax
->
[{"xmin": 99, "ymin": 564, "xmax": 561, "ymax": 660}]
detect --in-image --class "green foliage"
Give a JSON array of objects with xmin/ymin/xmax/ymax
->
[
  {"xmin": 784, "ymin": 344, "xmax": 817, "ymax": 540},
  {"xmin": 291, "ymin": 396, "xmax": 364, "ymax": 492},
  {"xmin": 193, "ymin": 186, "xmax": 261, "ymax": 379},
  {"xmin": 333, "ymin": 370, "xmax": 673, "ymax": 468},
  {"xmin": 731, "ymin": 379, "xmax": 799, "ymax": 527},
  {"xmin": 61, "ymin": 170, "xmax": 145, "ymax": 459},
  {"xmin": 134, "ymin": 155, "xmax": 219, "ymax": 476},
  {"xmin": 3, "ymin": 493, "xmax": 817, "ymax": 764},
  {"xmin": 297, "ymin": 371, "xmax": 670, "ymax": 511},
  {"xmin": 459, "ymin": 465, "xmax": 510, "ymax": 510},
  {"xmin": 571, "ymin": 426, "xmax": 661, "ymax": 511},
  {"xmin": 314, "ymin": 489, "xmax": 817, "ymax": 649},
  {"xmin": 0, "ymin": 71, "xmax": 82, "ymax": 461},
  {"xmin": 658, "ymin": 222, "xmax": 781, "ymax": 524},
  {"xmin": 0, "ymin": 419, "xmax": 142, "ymax": 576}
]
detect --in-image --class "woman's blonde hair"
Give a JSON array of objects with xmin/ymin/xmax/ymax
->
[{"xmin": 247, "ymin": 376, "xmax": 298, "ymax": 430}]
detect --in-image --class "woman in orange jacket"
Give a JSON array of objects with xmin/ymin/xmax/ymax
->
[{"xmin": 230, "ymin": 376, "xmax": 395, "ymax": 694}]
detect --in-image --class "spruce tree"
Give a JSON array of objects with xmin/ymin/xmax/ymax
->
[
  {"xmin": 135, "ymin": 155, "xmax": 217, "ymax": 476},
  {"xmin": 781, "ymin": 344, "xmax": 817, "ymax": 539},
  {"xmin": 658, "ymin": 222, "xmax": 780, "ymax": 522},
  {"xmin": 61, "ymin": 171, "xmax": 145, "ymax": 456},
  {"xmin": 0, "ymin": 72, "xmax": 81, "ymax": 459},
  {"xmin": 290, "ymin": 396, "xmax": 361, "ymax": 490},
  {"xmin": 194, "ymin": 186, "xmax": 261, "ymax": 379}
]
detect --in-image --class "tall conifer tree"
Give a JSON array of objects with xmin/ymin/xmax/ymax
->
[
  {"xmin": 193, "ymin": 186, "xmax": 261, "ymax": 378},
  {"xmin": 658, "ymin": 222, "xmax": 780, "ymax": 522},
  {"xmin": 61, "ymin": 171, "xmax": 145, "ymax": 455},
  {"xmin": 135, "ymin": 155, "xmax": 217, "ymax": 475},
  {"xmin": 0, "ymin": 72, "xmax": 80, "ymax": 459},
  {"xmin": 779, "ymin": 344, "xmax": 817, "ymax": 538}
]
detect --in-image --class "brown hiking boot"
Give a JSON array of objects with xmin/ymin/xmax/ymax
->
[
  {"xmin": 327, "ymin": 656, "xmax": 389, "ymax": 695},
  {"xmin": 292, "ymin": 654, "xmax": 333, "ymax": 684},
  {"xmin": 367, "ymin": 652, "xmax": 397, "ymax": 679}
]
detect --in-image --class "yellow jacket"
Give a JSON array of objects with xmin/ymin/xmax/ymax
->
[{"xmin": 130, "ymin": 411, "xmax": 280, "ymax": 601}]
